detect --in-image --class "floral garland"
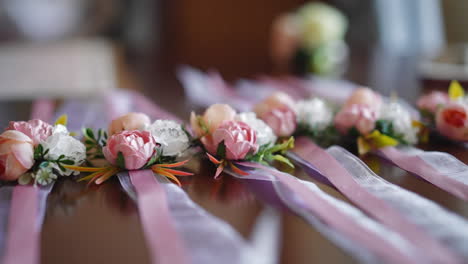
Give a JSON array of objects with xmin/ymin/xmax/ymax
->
[
  {"xmin": 0, "ymin": 115, "xmax": 86, "ymax": 186},
  {"xmin": 250, "ymin": 88, "xmax": 423, "ymax": 156},
  {"xmin": 65, "ymin": 112, "xmax": 192, "ymax": 186},
  {"xmin": 417, "ymin": 80, "xmax": 468, "ymax": 142},
  {"xmin": 190, "ymin": 104, "xmax": 294, "ymax": 177}
]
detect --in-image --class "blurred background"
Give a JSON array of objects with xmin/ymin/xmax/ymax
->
[{"xmin": 0, "ymin": 0, "xmax": 467, "ymax": 112}]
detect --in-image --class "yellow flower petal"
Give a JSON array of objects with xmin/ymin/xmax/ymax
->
[
  {"xmin": 54, "ymin": 114, "xmax": 68, "ymax": 126},
  {"xmin": 449, "ymin": 80, "xmax": 464, "ymax": 100}
]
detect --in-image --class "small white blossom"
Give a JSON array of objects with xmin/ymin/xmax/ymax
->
[
  {"xmin": 294, "ymin": 98, "xmax": 333, "ymax": 131},
  {"xmin": 42, "ymin": 130, "xmax": 86, "ymax": 176},
  {"xmin": 144, "ymin": 120, "xmax": 190, "ymax": 157},
  {"xmin": 378, "ymin": 101, "xmax": 419, "ymax": 144},
  {"xmin": 235, "ymin": 112, "xmax": 277, "ymax": 146},
  {"xmin": 32, "ymin": 163, "xmax": 57, "ymax": 186},
  {"xmin": 52, "ymin": 124, "xmax": 69, "ymax": 135}
]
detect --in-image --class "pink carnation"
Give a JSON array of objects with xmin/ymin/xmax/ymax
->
[{"xmin": 7, "ymin": 119, "xmax": 53, "ymax": 146}]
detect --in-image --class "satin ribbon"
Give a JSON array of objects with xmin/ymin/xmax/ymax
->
[
  {"xmin": 129, "ymin": 170, "xmax": 189, "ymax": 264},
  {"xmin": 291, "ymin": 137, "xmax": 464, "ymax": 263},
  {"xmin": 231, "ymin": 162, "xmax": 420, "ymax": 263},
  {"xmin": 1, "ymin": 99, "xmax": 55, "ymax": 264},
  {"xmin": 103, "ymin": 91, "xmax": 191, "ymax": 263},
  {"xmin": 377, "ymin": 146, "xmax": 468, "ymax": 200}
]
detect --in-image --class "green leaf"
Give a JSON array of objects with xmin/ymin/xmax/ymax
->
[
  {"xmin": 216, "ymin": 141, "xmax": 226, "ymax": 158},
  {"xmin": 116, "ymin": 152, "xmax": 126, "ymax": 169},
  {"xmin": 58, "ymin": 164, "xmax": 66, "ymax": 172},
  {"xmin": 37, "ymin": 144, "xmax": 43, "ymax": 154},
  {"xmin": 145, "ymin": 151, "xmax": 159, "ymax": 167},
  {"xmin": 60, "ymin": 159, "xmax": 74, "ymax": 165},
  {"xmin": 58, "ymin": 154, "xmax": 65, "ymax": 160},
  {"xmin": 84, "ymin": 139, "xmax": 94, "ymax": 145},
  {"xmin": 272, "ymin": 155, "xmax": 295, "ymax": 168},
  {"xmin": 84, "ymin": 128, "xmax": 95, "ymax": 140}
]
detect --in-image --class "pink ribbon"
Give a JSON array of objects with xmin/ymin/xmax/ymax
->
[
  {"xmin": 292, "ymin": 137, "xmax": 461, "ymax": 264},
  {"xmin": 377, "ymin": 147, "xmax": 468, "ymax": 200},
  {"xmin": 2, "ymin": 187, "xmax": 40, "ymax": 264},
  {"xmin": 104, "ymin": 92, "xmax": 190, "ymax": 263},
  {"xmin": 129, "ymin": 170, "xmax": 189, "ymax": 264},
  {"xmin": 237, "ymin": 161, "xmax": 418, "ymax": 264},
  {"xmin": 2, "ymin": 99, "xmax": 55, "ymax": 264}
]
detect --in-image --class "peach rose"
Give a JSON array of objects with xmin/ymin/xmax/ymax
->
[
  {"xmin": 417, "ymin": 91, "xmax": 450, "ymax": 114},
  {"xmin": 7, "ymin": 119, "xmax": 53, "ymax": 146},
  {"xmin": 190, "ymin": 104, "xmax": 237, "ymax": 137},
  {"xmin": 334, "ymin": 104, "xmax": 377, "ymax": 135},
  {"xmin": 344, "ymin": 87, "xmax": 382, "ymax": 111},
  {"xmin": 103, "ymin": 130, "xmax": 157, "ymax": 170},
  {"xmin": 436, "ymin": 103, "xmax": 468, "ymax": 141},
  {"xmin": 108, "ymin": 112, "xmax": 151, "ymax": 136},
  {"xmin": 253, "ymin": 92, "xmax": 295, "ymax": 118},
  {"xmin": 271, "ymin": 13, "xmax": 300, "ymax": 71},
  {"xmin": 0, "ymin": 130, "xmax": 35, "ymax": 181}
]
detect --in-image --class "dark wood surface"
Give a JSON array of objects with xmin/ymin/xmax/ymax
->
[{"xmin": 3, "ymin": 46, "xmax": 468, "ymax": 264}]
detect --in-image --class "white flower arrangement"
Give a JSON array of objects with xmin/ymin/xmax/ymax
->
[
  {"xmin": 144, "ymin": 120, "xmax": 190, "ymax": 157},
  {"xmin": 378, "ymin": 101, "xmax": 419, "ymax": 145},
  {"xmin": 294, "ymin": 98, "xmax": 333, "ymax": 131},
  {"xmin": 235, "ymin": 112, "xmax": 277, "ymax": 146}
]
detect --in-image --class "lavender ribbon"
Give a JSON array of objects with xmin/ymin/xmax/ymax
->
[
  {"xmin": 226, "ymin": 162, "xmax": 421, "ymax": 263},
  {"xmin": 377, "ymin": 146, "xmax": 468, "ymax": 200},
  {"xmin": 291, "ymin": 137, "xmax": 468, "ymax": 263}
]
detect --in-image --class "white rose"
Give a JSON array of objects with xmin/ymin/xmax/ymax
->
[
  {"xmin": 378, "ymin": 101, "xmax": 419, "ymax": 144},
  {"xmin": 294, "ymin": 98, "xmax": 333, "ymax": 131},
  {"xmin": 42, "ymin": 129, "xmax": 86, "ymax": 176},
  {"xmin": 144, "ymin": 120, "xmax": 190, "ymax": 157},
  {"xmin": 235, "ymin": 112, "xmax": 277, "ymax": 146}
]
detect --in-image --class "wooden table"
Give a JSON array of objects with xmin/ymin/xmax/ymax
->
[{"xmin": 3, "ymin": 45, "xmax": 468, "ymax": 264}]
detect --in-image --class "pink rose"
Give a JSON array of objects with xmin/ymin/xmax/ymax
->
[
  {"xmin": 344, "ymin": 87, "xmax": 382, "ymax": 111},
  {"xmin": 261, "ymin": 107, "xmax": 297, "ymax": 137},
  {"xmin": 254, "ymin": 92, "xmax": 295, "ymax": 118},
  {"xmin": 108, "ymin": 112, "xmax": 151, "ymax": 136},
  {"xmin": 0, "ymin": 130, "xmax": 35, "ymax": 181},
  {"xmin": 202, "ymin": 121, "xmax": 258, "ymax": 160},
  {"xmin": 103, "ymin": 130, "xmax": 157, "ymax": 170},
  {"xmin": 7, "ymin": 119, "xmax": 53, "ymax": 146},
  {"xmin": 334, "ymin": 104, "xmax": 377, "ymax": 135},
  {"xmin": 190, "ymin": 104, "xmax": 237, "ymax": 137},
  {"xmin": 436, "ymin": 103, "xmax": 468, "ymax": 141},
  {"xmin": 417, "ymin": 91, "xmax": 450, "ymax": 114}
]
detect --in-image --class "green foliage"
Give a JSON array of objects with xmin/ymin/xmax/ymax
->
[
  {"xmin": 116, "ymin": 152, "xmax": 126, "ymax": 169},
  {"xmin": 245, "ymin": 137, "xmax": 295, "ymax": 168},
  {"xmin": 295, "ymin": 123, "xmax": 341, "ymax": 147},
  {"xmin": 375, "ymin": 120, "xmax": 408, "ymax": 145},
  {"xmin": 83, "ymin": 128, "xmax": 108, "ymax": 161},
  {"xmin": 216, "ymin": 140, "xmax": 226, "ymax": 158}
]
